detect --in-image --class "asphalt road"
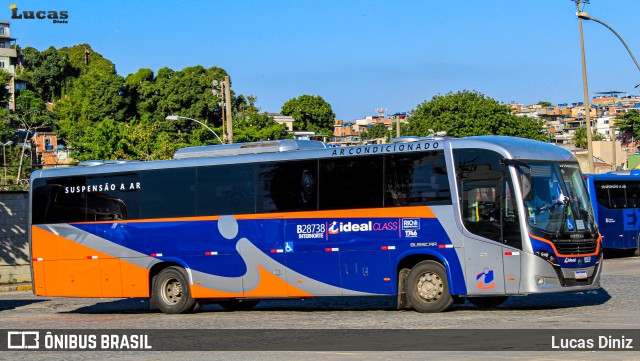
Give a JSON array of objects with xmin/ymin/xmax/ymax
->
[{"xmin": 1, "ymin": 254, "xmax": 639, "ymax": 360}]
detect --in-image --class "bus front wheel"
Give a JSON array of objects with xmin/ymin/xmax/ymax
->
[
  {"xmin": 153, "ymin": 266, "xmax": 197, "ymax": 314},
  {"xmin": 405, "ymin": 261, "xmax": 453, "ymax": 313}
]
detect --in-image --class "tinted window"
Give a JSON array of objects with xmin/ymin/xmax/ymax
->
[
  {"xmin": 32, "ymin": 176, "xmax": 88, "ymax": 224},
  {"xmin": 138, "ymin": 168, "xmax": 196, "ymax": 219},
  {"xmin": 85, "ymin": 173, "xmax": 140, "ymax": 221},
  {"xmin": 319, "ymin": 155, "xmax": 383, "ymax": 210},
  {"xmin": 454, "ymin": 148, "xmax": 521, "ymax": 248},
  {"xmin": 197, "ymin": 163, "xmax": 256, "ymax": 215},
  {"xmin": 257, "ymin": 160, "xmax": 318, "ymax": 213},
  {"xmin": 594, "ymin": 180, "xmax": 640, "ymax": 209},
  {"xmin": 385, "ymin": 151, "xmax": 451, "ymax": 206}
]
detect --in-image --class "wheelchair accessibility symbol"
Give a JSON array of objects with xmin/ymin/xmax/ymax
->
[{"xmin": 285, "ymin": 242, "xmax": 294, "ymax": 253}]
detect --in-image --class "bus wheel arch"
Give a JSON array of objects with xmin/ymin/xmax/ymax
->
[
  {"xmin": 397, "ymin": 255, "xmax": 454, "ymax": 312},
  {"xmin": 149, "ymin": 263, "xmax": 197, "ymax": 314}
]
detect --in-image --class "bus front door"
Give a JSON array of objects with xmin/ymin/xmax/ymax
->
[{"xmin": 464, "ymin": 237, "xmax": 506, "ymax": 295}]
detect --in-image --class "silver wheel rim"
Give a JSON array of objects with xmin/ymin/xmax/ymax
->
[
  {"xmin": 416, "ymin": 271, "xmax": 443, "ymax": 302},
  {"xmin": 160, "ymin": 277, "xmax": 183, "ymax": 305}
]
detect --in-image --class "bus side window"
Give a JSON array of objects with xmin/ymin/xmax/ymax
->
[
  {"xmin": 384, "ymin": 151, "xmax": 451, "ymax": 207},
  {"xmin": 319, "ymin": 155, "xmax": 383, "ymax": 210},
  {"xmin": 196, "ymin": 164, "xmax": 256, "ymax": 216},
  {"xmin": 258, "ymin": 160, "xmax": 318, "ymax": 212},
  {"xmin": 453, "ymin": 148, "xmax": 521, "ymax": 248}
]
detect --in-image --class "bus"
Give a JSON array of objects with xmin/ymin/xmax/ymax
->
[
  {"xmin": 584, "ymin": 171, "xmax": 640, "ymax": 255},
  {"xmin": 29, "ymin": 136, "xmax": 602, "ymax": 314}
]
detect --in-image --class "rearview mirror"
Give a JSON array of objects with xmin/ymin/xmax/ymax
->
[{"xmin": 521, "ymin": 172, "xmax": 532, "ymax": 201}]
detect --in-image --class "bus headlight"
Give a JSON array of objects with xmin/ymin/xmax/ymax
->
[{"xmin": 536, "ymin": 250, "xmax": 558, "ymax": 265}]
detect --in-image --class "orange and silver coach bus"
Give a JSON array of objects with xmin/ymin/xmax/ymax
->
[{"xmin": 30, "ymin": 136, "xmax": 602, "ymax": 313}]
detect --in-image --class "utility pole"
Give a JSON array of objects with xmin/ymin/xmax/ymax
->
[
  {"xmin": 576, "ymin": 0, "xmax": 594, "ymax": 173},
  {"xmin": 224, "ymin": 75, "xmax": 233, "ymax": 143},
  {"xmin": 212, "ymin": 79, "xmax": 226, "ymax": 142},
  {"xmin": 610, "ymin": 121, "xmax": 617, "ymax": 170}
]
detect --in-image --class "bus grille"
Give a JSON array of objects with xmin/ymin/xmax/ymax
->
[{"xmin": 553, "ymin": 239, "xmax": 598, "ymax": 255}]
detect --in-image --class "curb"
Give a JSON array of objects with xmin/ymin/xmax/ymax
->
[{"xmin": 0, "ymin": 283, "xmax": 32, "ymax": 293}]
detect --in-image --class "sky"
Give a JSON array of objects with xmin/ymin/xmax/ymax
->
[{"xmin": 6, "ymin": 0, "xmax": 640, "ymax": 121}]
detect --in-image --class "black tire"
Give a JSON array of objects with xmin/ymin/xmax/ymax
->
[
  {"xmin": 153, "ymin": 266, "xmax": 197, "ymax": 314},
  {"xmin": 467, "ymin": 296, "xmax": 508, "ymax": 309},
  {"xmin": 218, "ymin": 300, "xmax": 260, "ymax": 311},
  {"xmin": 405, "ymin": 261, "xmax": 453, "ymax": 313}
]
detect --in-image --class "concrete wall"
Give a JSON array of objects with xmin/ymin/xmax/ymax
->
[
  {"xmin": 593, "ymin": 140, "xmax": 627, "ymax": 170},
  {"xmin": 0, "ymin": 192, "xmax": 30, "ymax": 283}
]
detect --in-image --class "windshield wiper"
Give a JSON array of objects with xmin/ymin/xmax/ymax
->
[{"xmin": 555, "ymin": 197, "xmax": 570, "ymax": 239}]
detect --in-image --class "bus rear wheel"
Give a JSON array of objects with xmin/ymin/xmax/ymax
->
[
  {"xmin": 467, "ymin": 296, "xmax": 508, "ymax": 309},
  {"xmin": 405, "ymin": 261, "xmax": 453, "ymax": 313},
  {"xmin": 154, "ymin": 266, "xmax": 197, "ymax": 314}
]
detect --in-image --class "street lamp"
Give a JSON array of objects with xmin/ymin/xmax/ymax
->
[
  {"xmin": 2, "ymin": 140, "xmax": 13, "ymax": 185},
  {"xmin": 574, "ymin": 1, "xmax": 640, "ymax": 172},
  {"xmin": 165, "ymin": 115, "xmax": 223, "ymax": 144},
  {"xmin": 576, "ymin": 10, "xmax": 640, "ymax": 82}
]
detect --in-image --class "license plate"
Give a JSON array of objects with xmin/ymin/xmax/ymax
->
[{"xmin": 574, "ymin": 270, "xmax": 588, "ymax": 279}]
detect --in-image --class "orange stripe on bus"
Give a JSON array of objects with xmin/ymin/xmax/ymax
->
[{"xmin": 529, "ymin": 233, "xmax": 601, "ymax": 258}]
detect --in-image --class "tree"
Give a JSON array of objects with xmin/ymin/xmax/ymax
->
[
  {"xmin": 572, "ymin": 126, "xmax": 604, "ymax": 149},
  {"xmin": 154, "ymin": 65, "xmax": 228, "ymax": 125},
  {"xmin": 361, "ymin": 123, "xmax": 389, "ymax": 140},
  {"xmin": 20, "ymin": 46, "xmax": 71, "ymax": 101},
  {"xmin": 0, "ymin": 70, "xmax": 11, "ymax": 105},
  {"xmin": 573, "ymin": 126, "xmax": 588, "ymax": 149},
  {"xmin": 614, "ymin": 109, "xmax": 640, "ymax": 136},
  {"xmin": 538, "ymin": 101, "xmax": 553, "ymax": 107},
  {"xmin": 406, "ymin": 90, "xmax": 545, "ymax": 140},
  {"xmin": 54, "ymin": 69, "xmax": 129, "ymax": 124},
  {"xmin": 281, "ymin": 95, "xmax": 335, "ymax": 136},
  {"xmin": 13, "ymin": 90, "xmax": 55, "ymax": 185},
  {"xmin": 232, "ymin": 112, "xmax": 289, "ymax": 143}
]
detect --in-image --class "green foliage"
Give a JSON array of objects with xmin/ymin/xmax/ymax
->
[
  {"xmin": 281, "ymin": 95, "xmax": 335, "ymax": 136},
  {"xmin": 14, "ymin": 90, "xmax": 55, "ymax": 127},
  {"xmin": 54, "ymin": 69, "xmax": 128, "ymax": 124},
  {"xmin": 20, "ymin": 46, "xmax": 71, "ymax": 101},
  {"xmin": 233, "ymin": 112, "xmax": 289, "ymax": 143},
  {"xmin": 614, "ymin": 109, "xmax": 640, "ymax": 136},
  {"xmin": 406, "ymin": 90, "xmax": 545, "ymax": 140},
  {"xmin": 0, "ymin": 70, "xmax": 11, "ymax": 104},
  {"xmin": 573, "ymin": 126, "xmax": 587, "ymax": 149},
  {"xmin": 361, "ymin": 123, "xmax": 389, "ymax": 140},
  {"xmin": 70, "ymin": 118, "xmax": 125, "ymax": 161},
  {"xmin": 0, "ymin": 109, "xmax": 14, "ymax": 143},
  {"xmin": 11, "ymin": 90, "xmax": 56, "ymax": 187},
  {"xmin": 573, "ymin": 126, "xmax": 605, "ymax": 150},
  {"xmin": 58, "ymin": 44, "xmax": 116, "ymax": 78},
  {"xmin": 124, "ymin": 65, "xmax": 228, "ymax": 129},
  {"xmin": 537, "ymin": 101, "xmax": 552, "ymax": 107}
]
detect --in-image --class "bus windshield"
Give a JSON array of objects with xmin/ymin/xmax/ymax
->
[{"xmin": 525, "ymin": 162, "xmax": 597, "ymax": 235}]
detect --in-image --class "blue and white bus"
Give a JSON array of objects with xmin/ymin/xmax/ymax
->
[
  {"xmin": 584, "ymin": 171, "xmax": 640, "ymax": 255},
  {"xmin": 30, "ymin": 136, "xmax": 602, "ymax": 313}
]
